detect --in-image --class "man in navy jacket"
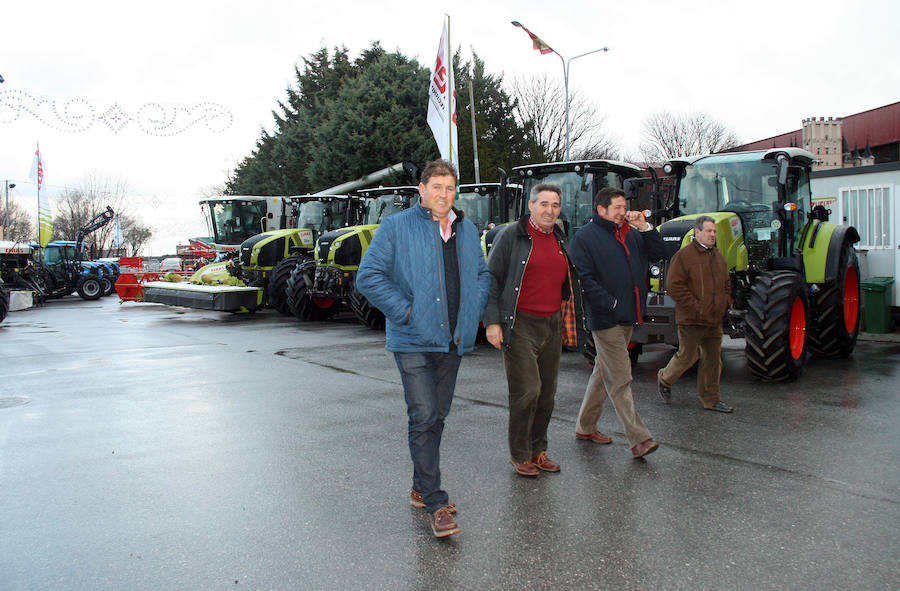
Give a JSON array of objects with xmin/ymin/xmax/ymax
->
[
  {"xmin": 356, "ymin": 159, "xmax": 490, "ymax": 538},
  {"xmin": 569, "ymin": 187, "xmax": 668, "ymax": 459}
]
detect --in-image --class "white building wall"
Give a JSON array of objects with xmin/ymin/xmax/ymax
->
[{"xmin": 811, "ymin": 164, "xmax": 900, "ymax": 306}]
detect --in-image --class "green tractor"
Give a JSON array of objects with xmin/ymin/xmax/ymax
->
[
  {"xmin": 642, "ymin": 148, "xmax": 861, "ymax": 381},
  {"xmin": 144, "ymin": 195, "xmax": 357, "ymax": 313},
  {"xmin": 288, "ymin": 186, "xmax": 418, "ymax": 326}
]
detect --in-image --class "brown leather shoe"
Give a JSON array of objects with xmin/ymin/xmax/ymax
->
[
  {"xmin": 531, "ymin": 451, "xmax": 561, "ymax": 472},
  {"xmin": 510, "ymin": 458, "xmax": 539, "ymax": 476},
  {"xmin": 576, "ymin": 431, "xmax": 613, "ymax": 444},
  {"xmin": 430, "ymin": 506, "xmax": 460, "ymax": 538},
  {"xmin": 631, "ymin": 438, "xmax": 659, "ymax": 458},
  {"xmin": 410, "ymin": 489, "xmax": 456, "ymax": 513}
]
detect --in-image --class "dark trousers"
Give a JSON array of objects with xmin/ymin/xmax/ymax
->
[
  {"xmin": 393, "ymin": 351, "xmax": 462, "ymax": 514},
  {"xmin": 503, "ymin": 310, "xmax": 561, "ymax": 462}
]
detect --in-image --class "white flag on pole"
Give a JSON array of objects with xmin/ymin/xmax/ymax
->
[
  {"xmin": 28, "ymin": 142, "xmax": 53, "ymax": 247},
  {"xmin": 426, "ymin": 17, "xmax": 458, "ymax": 168},
  {"xmin": 113, "ymin": 215, "xmax": 124, "ymax": 247}
]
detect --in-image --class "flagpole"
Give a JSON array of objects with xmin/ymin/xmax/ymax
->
[{"xmin": 445, "ymin": 14, "xmax": 453, "ymax": 166}]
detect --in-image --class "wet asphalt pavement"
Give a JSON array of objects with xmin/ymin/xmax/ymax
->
[{"xmin": 1, "ymin": 297, "xmax": 898, "ymax": 590}]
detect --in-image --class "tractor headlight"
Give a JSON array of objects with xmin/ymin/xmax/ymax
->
[
  {"xmin": 650, "ymin": 265, "xmax": 661, "ymax": 278},
  {"xmin": 662, "ymin": 163, "xmax": 673, "ymax": 175}
]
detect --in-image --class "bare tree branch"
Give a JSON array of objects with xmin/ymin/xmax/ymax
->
[
  {"xmin": 1, "ymin": 196, "xmax": 34, "ymax": 242},
  {"xmin": 52, "ymin": 172, "xmax": 152, "ymax": 256},
  {"xmin": 510, "ymin": 73, "xmax": 620, "ymax": 162},
  {"xmin": 640, "ymin": 110, "xmax": 740, "ymax": 163}
]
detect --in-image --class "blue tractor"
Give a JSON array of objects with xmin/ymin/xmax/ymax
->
[{"xmin": 34, "ymin": 206, "xmax": 116, "ymax": 301}]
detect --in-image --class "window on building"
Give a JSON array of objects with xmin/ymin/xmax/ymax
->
[{"xmin": 841, "ymin": 185, "xmax": 892, "ymax": 248}]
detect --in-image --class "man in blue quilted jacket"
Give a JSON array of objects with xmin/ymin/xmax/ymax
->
[{"xmin": 356, "ymin": 159, "xmax": 490, "ymax": 539}]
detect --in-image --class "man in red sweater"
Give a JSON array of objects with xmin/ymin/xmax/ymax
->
[{"xmin": 484, "ymin": 184, "xmax": 579, "ymax": 476}]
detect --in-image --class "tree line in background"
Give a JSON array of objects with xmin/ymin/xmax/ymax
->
[
  {"xmin": 3, "ymin": 174, "xmax": 154, "ymax": 256},
  {"xmin": 226, "ymin": 43, "xmax": 741, "ymax": 195},
  {"xmin": 51, "ymin": 174, "xmax": 153, "ymax": 257}
]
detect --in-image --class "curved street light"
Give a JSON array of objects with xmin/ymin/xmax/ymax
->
[{"xmin": 511, "ymin": 21, "xmax": 609, "ymax": 161}]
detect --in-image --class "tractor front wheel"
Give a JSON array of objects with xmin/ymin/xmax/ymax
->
[
  {"xmin": 744, "ymin": 271, "xmax": 809, "ymax": 381},
  {"xmin": 100, "ymin": 277, "xmax": 114, "ymax": 297},
  {"xmin": 76, "ymin": 276, "xmax": 103, "ymax": 301},
  {"xmin": 285, "ymin": 259, "xmax": 337, "ymax": 321},
  {"xmin": 808, "ymin": 242, "xmax": 860, "ymax": 357},
  {"xmin": 269, "ymin": 255, "xmax": 307, "ymax": 315},
  {"xmin": 349, "ymin": 282, "xmax": 385, "ymax": 329}
]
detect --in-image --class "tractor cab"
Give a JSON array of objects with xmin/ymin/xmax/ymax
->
[
  {"xmin": 287, "ymin": 194, "xmax": 358, "ymax": 242},
  {"xmin": 456, "ymin": 182, "xmax": 519, "ymax": 235},
  {"xmin": 665, "ymin": 148, "xmax": 813, "ymax": 272},
  {"xmin": 511, "ymin": 160, "xmax": 644, "ymax": 238},
  {"xmin": 200, "ymin": 196, "xmax": 289, "ymax": 252},
  {"xmin": 357, "ymin": 186, "xmax": 419, "ymax": 225}
]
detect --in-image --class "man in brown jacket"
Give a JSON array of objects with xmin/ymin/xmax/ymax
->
[{"xmin": 657, "ymin": 216, "xmax": 734, "ymax": 413}]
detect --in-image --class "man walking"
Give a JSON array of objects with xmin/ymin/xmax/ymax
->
[
  {"xmin": 484, "ymin": 184, "xmax": 579, "ymax": 477},
  {"xmin": 657, "ymin": 216, "xmax": 733, "ymax": 413},
  {"xmin": 569, "ymin": 187, "xmax": 668, "ymax": 459},
  {"xmin": 356, "ymin": 160, "xmax": 490, "ymax": 538}
]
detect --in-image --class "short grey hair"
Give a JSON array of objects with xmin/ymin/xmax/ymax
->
[
  {"xmin": 694, "ymin": 215, "xmax": 716, "ymax": 232},
  {"xmin": 530, "ymin": 183, "xmax": 562, "ymax": 203}
]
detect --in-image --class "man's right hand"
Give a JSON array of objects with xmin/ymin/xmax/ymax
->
[{"xmin": 486, "ymin": 324, "xmax": 503, "ymax": 350}]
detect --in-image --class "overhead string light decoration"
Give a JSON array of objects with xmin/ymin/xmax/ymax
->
[{"xmin": 0, "ymin": 89, "xmax": 233, "ymax": 135}]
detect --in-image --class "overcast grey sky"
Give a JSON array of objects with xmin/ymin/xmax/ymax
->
[{"xmin": 2, "ymin": 0, "xmax": 898, "ymax": 254}]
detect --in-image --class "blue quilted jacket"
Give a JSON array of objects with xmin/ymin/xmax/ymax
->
[{"xmin": 356, "ymin": 202, "xmax": 491, "ymax": 354}]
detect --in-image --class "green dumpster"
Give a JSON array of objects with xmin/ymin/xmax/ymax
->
[{"xmin": 861, "ymin": 277, "xmax": 894, "ymax": 333}]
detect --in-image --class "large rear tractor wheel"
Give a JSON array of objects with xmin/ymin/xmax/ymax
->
[
  {"xmin": 76, "ymin": 276, "xmax": 103, "ymax": 301},
  {"xmin": 269, "ymin": 255, "xmax": 307, "ymax": 315},
  {"xmin": 285, "ymin": 259, "xmax": 337, "ymax": 320},
  {"xmin": 744, "ymin": 271, "xmax": 809, "ymax": 381},
  {"xmin": 349, "ymin": 282, "xmax": 385, "ymax": 330},
  {"xmin": 808, "ymin": 243, "xmax": 860, "ymax": 357}
]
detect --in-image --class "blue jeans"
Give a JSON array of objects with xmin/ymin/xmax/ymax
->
[{"xmin": 393, "ymin": 351, "xmax": 462, "ymax": 514}]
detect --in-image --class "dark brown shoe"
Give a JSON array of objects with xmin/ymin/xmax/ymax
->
[
  {"xmin": 576, "ymin": 431, "xmax": 613, "ymax": 444},
  {"xmin": 531, "ymin": 451, "xmax": 561, "ymax": 472},
  {"xmin": 430, "ymin": 506, "xmax": 460, "ymax": 538},
  {"xmin": 510, "ymin": 458, "xmax": 539, "ymax": 476},
  {"xmin": 631, "ymin": 438, "xmax": 659, "ymax": 458},
  {"xmin": 410, "ymin": 489, "xmax": 455, "ymax": 513}
]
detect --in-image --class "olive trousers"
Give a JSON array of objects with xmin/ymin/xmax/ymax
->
[{"xmin": 658, "ymin": 324, "xmax": 723, "ymax": 408}]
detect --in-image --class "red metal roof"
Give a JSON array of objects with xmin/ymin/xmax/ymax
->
[{"xmin": 733, "ymin": 102, "xmax": 900, "ymax": 151}]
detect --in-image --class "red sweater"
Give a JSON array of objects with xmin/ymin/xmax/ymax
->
[{"xmin": 517, "ymin": 220, "xmax": 568, "ymax": 316}]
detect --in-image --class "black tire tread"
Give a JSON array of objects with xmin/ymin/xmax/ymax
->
[
  {"xmin": 744, "ymin": 271, "xmax": 808, "ymax": 381},
  {"xmin": 349, "ymin": 282, "xmax": 385, "ymax": 329},
  {"xmin": 269, "ymin": 255, "xmax": 306, "ymax": 315},
  {"xmin": 285, "ymin": 259, "xmax": 337, "ymax": 320},
  {"xmin": 808, "ymin": 244, "xmax": 859, "ymax": 358}
]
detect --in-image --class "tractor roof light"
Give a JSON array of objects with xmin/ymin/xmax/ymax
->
[{"xmin": 783, "ymin": 203, "xmax": 798, "ymax": 212}]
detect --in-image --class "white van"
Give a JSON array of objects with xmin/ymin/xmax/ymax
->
[{"xmin": 160, "ymin": 257, "xmax": 183, "ymax": 271}]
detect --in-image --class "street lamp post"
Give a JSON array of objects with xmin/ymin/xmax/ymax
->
[
  {"xmin": 511, "ymin": 21, "xmax": 609, "ymax": 161},
  {"xmin": 3, "ymin": 181, "xmax": 16, "ymax": 239}
]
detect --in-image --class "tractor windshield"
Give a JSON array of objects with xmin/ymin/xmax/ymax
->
[
  {"xmin": 296, "ymin": 200, "xmax": 347, "ymax": 236},
  {"xmin": 455, "ymin": 190, "xmax": 499, "ymax": 234},
  {"xmin": 521, "ymin": 170, "xmax": 623, "ymax": 237},
  {"xmin": 678, "ymin": 155, "xmax": 808, "ymax": 266},
  {"xmin": 209, "ymin": 200, "xmax": 268, "ymax": 246},
  {"xmin": 363, "ymin": 194, "xmax": 415, "ymax": 225}
]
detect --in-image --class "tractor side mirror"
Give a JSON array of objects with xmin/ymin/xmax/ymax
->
[{"xmin": 777, "ymin": 155, "xmax": 789, "ymax": 186}]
